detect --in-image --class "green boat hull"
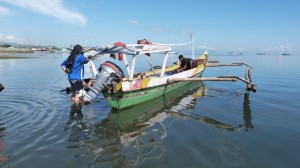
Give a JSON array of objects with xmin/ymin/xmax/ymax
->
[{"xmin": 103, "ymin": 73, "xmax": 203, "ymax": 109}]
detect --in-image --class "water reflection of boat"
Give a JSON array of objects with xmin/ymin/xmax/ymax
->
[
  {"xmin": 167, "ymin": 92, "xmax": 254, "ymax": 132},
  {"xmin": 87, "ymin": 81, "xmax": 205, "ymax": 167},
  {"xmin": 108, "ymin": 81, "xmax": 205, "ymax": 132},
  {"xmin": 241, "ymin": 93, "xmax": 254, "ymax": 131},
  {"xmin": 73, "ymin": 82, "xmax": 254, "ymax": 167}
]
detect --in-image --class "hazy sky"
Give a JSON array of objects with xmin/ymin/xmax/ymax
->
[{"xmin": 0, "ymin": 0, "xmax": 299, "ymax": 54}]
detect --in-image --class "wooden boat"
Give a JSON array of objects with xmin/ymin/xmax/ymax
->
[
  {"xmin": 82, "ymin": 36, "xmax": 257, "ymax": 110},
  {"xmin": 104, "ymin": 53, "xmax": 207, "ymax": 109}
]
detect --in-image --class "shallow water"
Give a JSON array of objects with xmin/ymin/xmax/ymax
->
[{"xmin": 0, "ymin": 52, "xmax": 300, "ymax": 168}]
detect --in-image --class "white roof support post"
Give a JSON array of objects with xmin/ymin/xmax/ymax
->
[
  {"xmin": 192, "ymin": 41, "xmax": 195, "ymax": 59},
  {"xmin": 191, "ymin": 33, "xmax": 195, "ymax": 59},
  {"xmin": 160, "ymin": 52, "xmax": 170, "ymax": 77},
  {"xmin": 122, "ymin": 53, "xmax": 131, "ymax": 77},
  {"xmin": 129, "ymin": 54, "xmax": 137, "ymax": 81},
  {"xmin": 90, "ymin": 60, "xmax": 98, "ymax": 76}
]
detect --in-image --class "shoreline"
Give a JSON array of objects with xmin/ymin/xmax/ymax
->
[
  {"xmin": 0, "ymin": 55, "xmax": 36, "ymax": 59},
  {"xmin": 0, "ymin": 47, "xmax": 33, "ymax": 54}
]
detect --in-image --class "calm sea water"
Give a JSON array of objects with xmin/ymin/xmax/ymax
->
[{"xmin": 0, "ymin": 52, "xmax": 300, "ymax": 168}]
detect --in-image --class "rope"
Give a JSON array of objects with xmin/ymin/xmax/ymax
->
[{"xmin": 37, "ymin": 74, "xmax": 67, "ymax": 95}]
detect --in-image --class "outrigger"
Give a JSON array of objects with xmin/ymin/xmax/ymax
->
[{"xmin": 80, "ymin": 36, "xmax": 256, "ymax": 109}]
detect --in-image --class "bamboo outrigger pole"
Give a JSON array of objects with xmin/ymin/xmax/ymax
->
[
  {"xmin": 168, "ymin": 60, "xmax": 257, "ymax": 92},
  {"xmin": 168, "ymin": 77, "xmax": 237, "ymax": 82},
  {"xmin": 245, "ymin": 67, "xmax": 256, "ymax": 92},
  {"xmin": 168, "ymin": 76, "xmax": 256, "ymax": 92},
  {"xmin": 206, "ymin": 63, "xmax": 243, "ymax": 67},
  {"xmin": 199, "ymin": 61, "xmax": 257, "ymax": 92}
]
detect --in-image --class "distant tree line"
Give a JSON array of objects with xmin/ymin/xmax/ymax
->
[{"xmin": 0, "ymin": 44, "xmax": 12, "ymax": 48}]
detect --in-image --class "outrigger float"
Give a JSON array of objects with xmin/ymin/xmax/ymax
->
[{"xmin": 81, "ymin": 36, "xmax": 256, "ymax": 109}]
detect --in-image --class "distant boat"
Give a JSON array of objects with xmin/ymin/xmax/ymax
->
[
  {"xmin": 257, "ymin": 52, "xmax": 266, "ymax": 55},
  {"xmin": 31, "ymin": 47, "xmax": 46, "ymax": 51},
  {"xmin": 60, "ymin": 48, "xmax": 71, "ymax": 53},
  {"xmin": 282, "ymin": 53, "xmax": 290, "ymax": 56}
]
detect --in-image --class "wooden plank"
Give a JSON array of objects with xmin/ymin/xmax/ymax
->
[
  {"xmin": 206, "ymin": 63, "xmax": 243, "ymax": 67},
  {"xmin": 168, "ymin": 77, "xmax": 237, "ymax": 82}
]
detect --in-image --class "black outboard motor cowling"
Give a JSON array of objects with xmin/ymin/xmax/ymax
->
[{"xmin": 83, "ymin": 61, "xmax": 123, "ymax": 104}]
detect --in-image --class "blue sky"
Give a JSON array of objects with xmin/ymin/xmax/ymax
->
[{"xmin": 0, "ymin": 0, "xmax": 299, "ymax": 54}]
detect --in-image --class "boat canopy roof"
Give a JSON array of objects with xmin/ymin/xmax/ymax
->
[
  {"xmin": 83, "ymin": 38, "xmax": 194, "ymax": 81},
  {"xmin": 84, "ymin": 40, "xmax": 191, "ymax": 57}
]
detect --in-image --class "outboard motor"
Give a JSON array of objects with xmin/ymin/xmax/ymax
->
[{"xmin": 83, "ymin": 61, "xmax": 123, "ymax": 104}]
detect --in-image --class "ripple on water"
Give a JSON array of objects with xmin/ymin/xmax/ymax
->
[{"xmin": 0, "ymin": 93, "xmax": 69, "ymax": 164}]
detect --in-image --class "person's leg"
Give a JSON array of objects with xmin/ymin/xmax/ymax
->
[
  {"xmin": 83, "ymin": 78, "xmax": 92, "ymax": 88},
  {"xmin": 73, "ymin": 91, "xmax": 83, "ymax": 117},
  {"xmin": 69, "ymin": 80, "xmax": 84, "ymax": 116},
  {"xmin": 69, "ymin": 99, "xmax": 83, "ymax": 119},
  {"xmin": 87, "ymin": 78, "xmax": 92, "ymax": 88},
  {"xmin": 73, "ymin": 92, "xmax": 82, "ymax": 106}
]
